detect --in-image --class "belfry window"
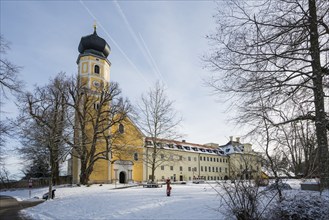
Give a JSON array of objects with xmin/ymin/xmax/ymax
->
[
  {"xmin": 118, "ymin": 123, "xmax": 124, "ymax": 134},
  {"xmin": 94, "ymin": 65, "xmax": 100, "ymax": 74},
  {"xmin": 134, "ymin": 152, "xmax": 138, "ymax": 161}
]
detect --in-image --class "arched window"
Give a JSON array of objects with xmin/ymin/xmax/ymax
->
[
  {"xmin": 94, "ymin": 65, "xmax": 100, "ymax": 74},
  {"xmin": 94, "ymin": 102, "xmax": 100, "ymax": 110},
  {"xmin": 118, "ymin": 123, "xmax": 124, "ymax": 134},
  {"xmin": 134, "ymin": 152, "xmax": 138, "ymax": 161}
]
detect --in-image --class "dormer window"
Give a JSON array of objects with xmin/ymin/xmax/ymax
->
[
  {"xmin": 94, "ymin": 65, "xmax": 100, "ymax": 74},
  {"xmin": 183, "ymin": 146, "xmax": 191, "ymax": 151}
]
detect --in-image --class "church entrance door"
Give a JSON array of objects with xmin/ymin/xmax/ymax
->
[{"xmin": 119, "ymin": 171, "xmax": 126, "ymax": 184}]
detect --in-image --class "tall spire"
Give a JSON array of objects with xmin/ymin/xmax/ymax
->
[{"xmin": 93, "ymin": 20, "xmax": 97, "ymax": 34}]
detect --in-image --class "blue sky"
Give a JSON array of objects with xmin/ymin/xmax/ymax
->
[{"xmin": 1, "ymin": 1, "xmax": 247, "ymax": 176}]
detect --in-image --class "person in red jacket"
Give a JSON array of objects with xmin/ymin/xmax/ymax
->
[{"xmin": 166, "ymin": 178, "xmax": 172, "ymax": 196}]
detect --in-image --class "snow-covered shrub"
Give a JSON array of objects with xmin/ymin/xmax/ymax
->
[
  {"xmin": 255, "ymin": 176, "xmax": 269, "ymax": 187},
  {"xmin": 266, "ymin": 182, "xmax": 292, "ymax": 191},
  {"xmin": 213, "ymin": 180, "xmax": 277, "ymax": 220},
  {"xmin": 267, "ymin": 192, "xmax": 329, "ymax": 220}
]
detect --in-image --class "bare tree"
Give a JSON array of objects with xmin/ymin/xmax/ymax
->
[
  {"xmin": 18, "ymin": 119, "xmax": 53, "ymax": 179},
  {"xmin": 274, "ymin": 120, "xmax": 318, "ymax": 178},
  {"xmin": 234, "ymin": 92, "xmax": 284, "ymax": 199},
  {"xmin": 0, "ymin": 163, "xmax": 11, "ymax": 188},
  {"xmin": 18, "ymin": 72, "xmax": 70, "ymax": 199},
  {"xmin": 67, "ymin": 77, "xmax": 131, "ymax": 185},
  {"xmin": 0, "ymin": 35, "xmax": 23, "ymax": 162},
  {"xmin": 136, "ymin": 81, "xmax": 182, "ymax": 183},
  {"xmin": 205, "ymin": 0, "xmax": 329, "ymax": 188},
  {"xmin": 0, "ymin": 35, "xmax": 22, "ymax": 97},
  {"xmin": 143, "ymin": 138, "xmax": 183, "ymax": 182}
]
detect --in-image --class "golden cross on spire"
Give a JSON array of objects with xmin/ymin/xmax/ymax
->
[{"xmin": 93, "ymin": 20, "xmax": 97, "ymax": 33}]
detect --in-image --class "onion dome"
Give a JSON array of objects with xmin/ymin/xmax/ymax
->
[{"xmin": 78, "ymin": 25, "xmax": 111, "ymax": 58}]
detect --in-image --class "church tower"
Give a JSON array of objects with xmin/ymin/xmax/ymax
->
[
  {"xmin": 72, "ymin": 24, "xmax": 112, "ymax": 184},
  {"xmin": 77, "ymin": 23, "xmax": 111, "ymax": 89}
]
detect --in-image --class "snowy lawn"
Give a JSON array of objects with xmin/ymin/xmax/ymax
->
[
  {"xmin": 1, "ymin": 180, "xmax": 328, "ymax": 220},
  {"xmin": 1, "ymin": 183, "xmax": 222, "ymax": 219}
]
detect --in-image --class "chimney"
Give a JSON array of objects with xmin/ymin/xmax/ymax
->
[
  {"xmin": 236, "ymin": 137, "xmax": 240, "ymax": 143},
  {"xmin": 229, "ymin": 136, "xmax": 233, "ymax": 142},
  {"xmin": 182, "ymin": 140, "xmax": 186, "ymax": 143}
]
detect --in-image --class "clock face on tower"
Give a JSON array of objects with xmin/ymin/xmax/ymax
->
[{"xmin": 93, "ymin": 80, "xmax": 101, "ymax": 88}]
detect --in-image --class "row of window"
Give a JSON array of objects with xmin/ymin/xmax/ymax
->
[
  {"xmin": 160, "ymin": 154, "xmax": 228, "ymax": 163},
  {"xmin": 162, "ymin": 176, "xmax": 227, "ymax": 181},
  {"xmin": 200, "ymin": 156, "xmax": 228, "ymax": 163},
  {"xmin": 160, "ymin": 165, "xmax": 227, "ymax": 173},
  {"xmin": 200, "ymin": 166, "xmax": 228, "ymax": 173},
  {"xmin": 202, "ymin": 176, "xmax": 226, "ymax": 181}
]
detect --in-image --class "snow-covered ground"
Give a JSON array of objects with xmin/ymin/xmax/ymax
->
[
  {"xmin": 2, "ymin": 183, "xmax": 222, "ymax": 219},
  {"xmin": 1, "ymin": 180, "xmax": 328, "ymax": 220}
]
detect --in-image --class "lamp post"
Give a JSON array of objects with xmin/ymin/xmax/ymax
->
[
  {"xmin": 28, "ymin": 178, "xmax": 33, "ymax": 198},
  {"xmin": 114, "ymin": 169, "xmax": 118, "ymax": 188},
  {"xmin": 128, "ymin": 169, "xmax": 132, "ymax": 183},
  {"xmin": 192, "ymin": 167, "xmax": 197, "ymax": 182}
]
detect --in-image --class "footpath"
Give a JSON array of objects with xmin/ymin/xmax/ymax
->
[{"xmin": 0, "ymin": 195, "xmax": 44, "ymax": 220}]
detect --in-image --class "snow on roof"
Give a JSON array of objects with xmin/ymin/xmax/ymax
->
[{"xmin": 145, "ymin": 137, "xmax": 249, "ymax": 156}]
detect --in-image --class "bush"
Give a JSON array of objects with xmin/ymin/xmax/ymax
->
[
  {"xmin": 267, "ymin": 192, "xmax": 329, "ymax": 220},
  {"xmin": 255, "ymin": 177, "xmax": 269, "ymax": 187},
  {"xmin": 266, "ymin": 182, "xmax": 292, "ymax": 191}
]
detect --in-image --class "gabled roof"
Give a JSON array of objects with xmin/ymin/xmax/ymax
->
[{"xmin": 123, "ymin": 114, "xmax": 146, "ymax": 138}]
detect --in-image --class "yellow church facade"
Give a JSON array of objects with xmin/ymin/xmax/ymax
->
[
  {"xmin": 71, "ymin": 26, "xmax": 146, "ymax": 184},
  {"xmin": 71, "ymin": 27, "xmax": 261, "ymax": 184}
]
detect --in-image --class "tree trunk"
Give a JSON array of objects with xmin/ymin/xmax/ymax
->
[
  {"xmin": 48, "ymin": 153, "xmax": 53, "ymax": 200},
  {"xmin": 80, "ymin": 173, "xmax": 89, "ymax": 185},
  {"xmin": 308, "ymin": 0, "xmax": 329, "ymax": 189},
  {"xmin": 51, "ymin": 152, "xmax": 60, "ymax": 185},
  {"xmin": 151, "ymin": 144, "xmax": 156, "ymax": 183},
  {"xmin": 79, "ymin": 159, "xmax": 89, "ymax": 185},
  {"xmin": 80, "ymin": 158, "xmax": 94, "ymax": 185}
]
